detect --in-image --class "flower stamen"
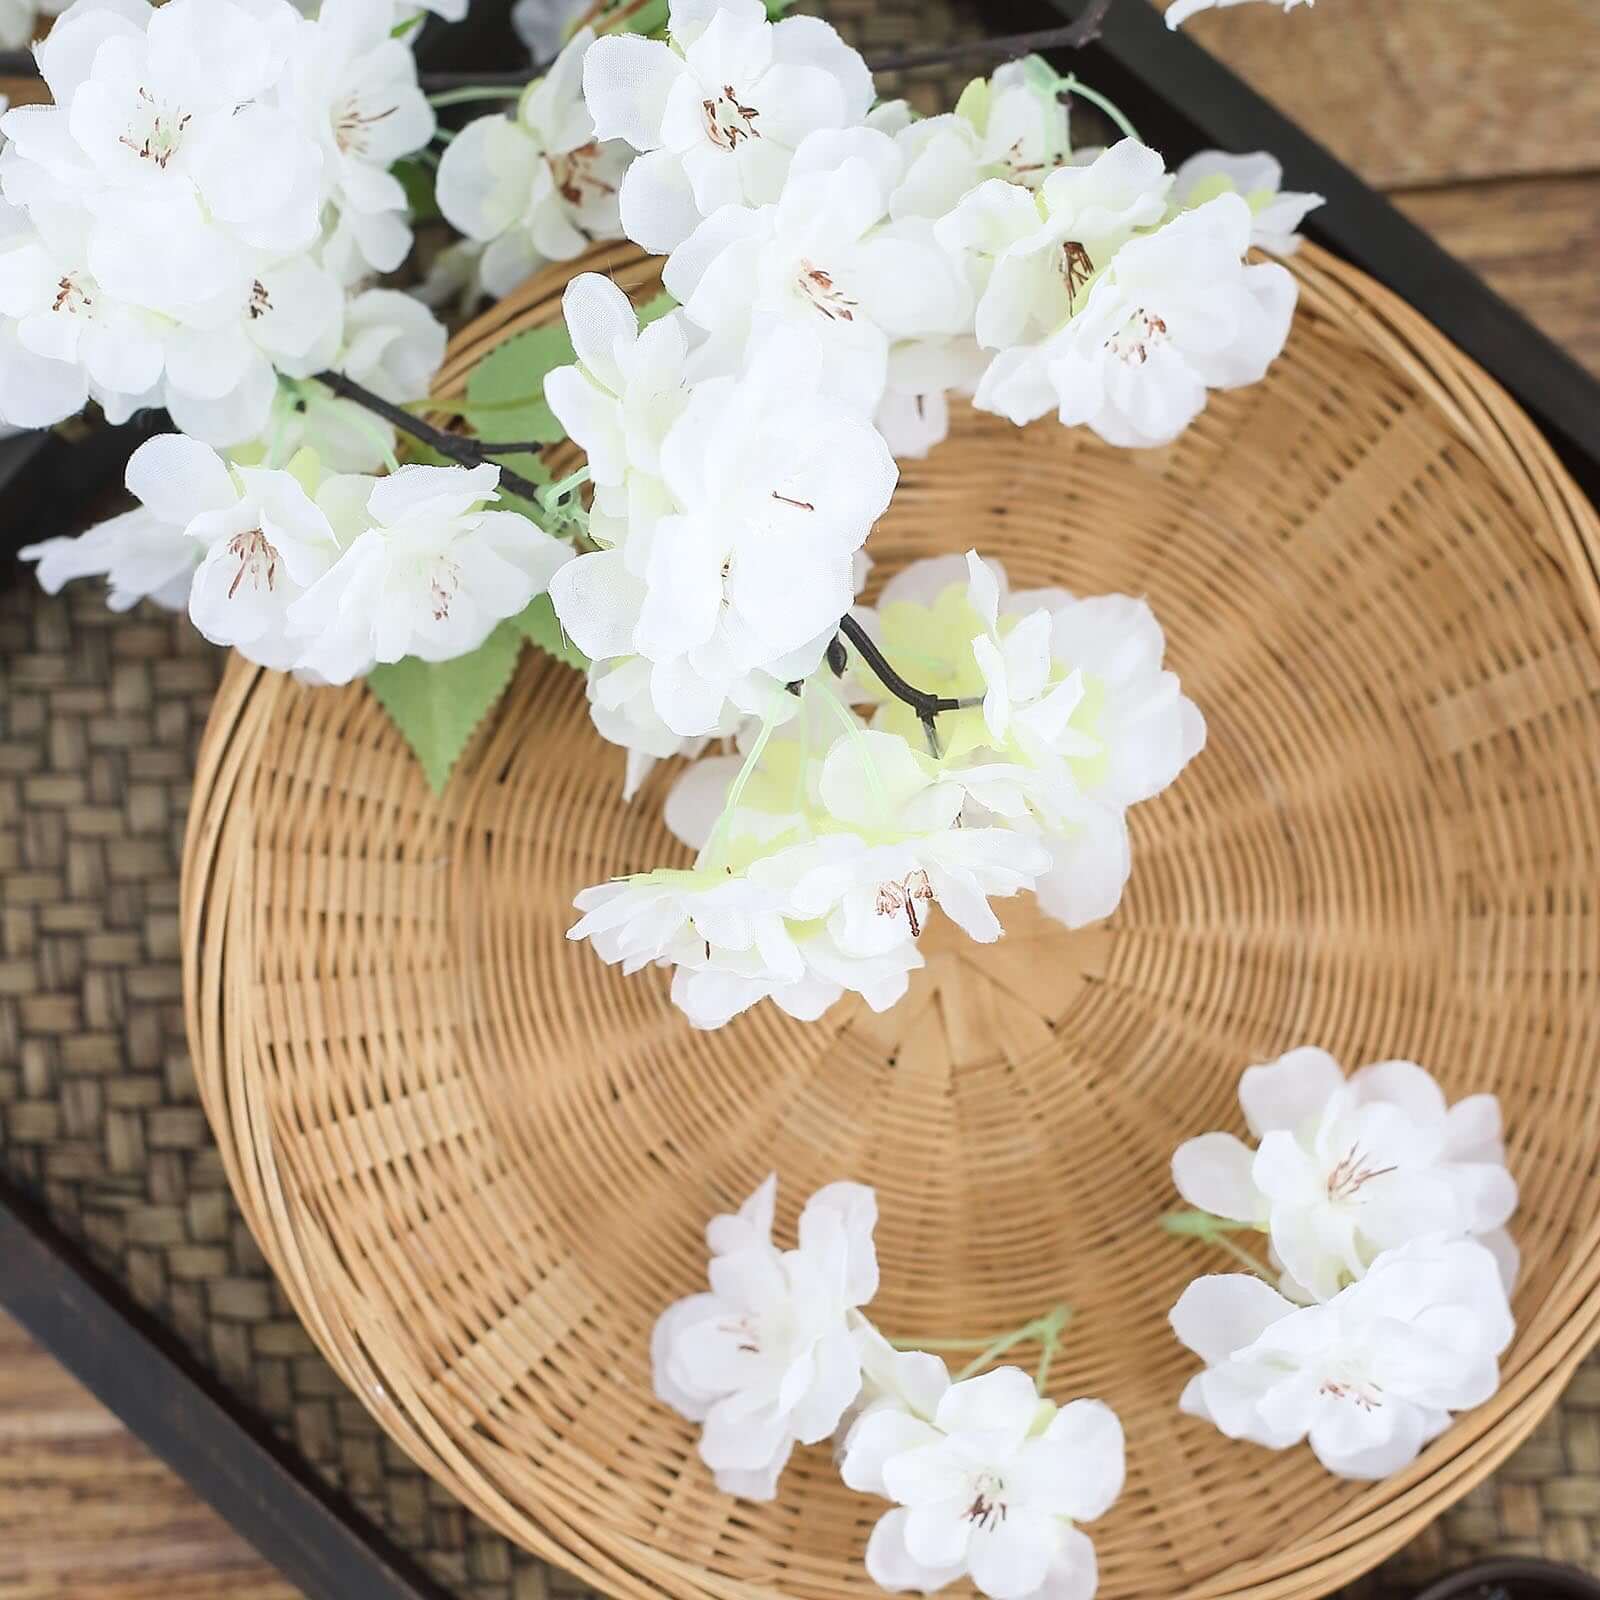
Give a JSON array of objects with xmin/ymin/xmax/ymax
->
[
  {"xmin": 334, "ymin": 99, "xmax": 398, "ymax": 156},
  {"xmin": 701, "ymin": 85, "xmax": 761, "ymax": 150},
  {"xmin": 797, "ymin": 261, "xmax": 858, "ymax": 322},
  {"xmin": 1325, "ymin": 1145, "xmax": 1398, "ymax": 1203},
  {"xmin": 226, "ymin": 530, "xmax": 278, "ymax": 600},
  {"xmin": 549, "ymin": 141, "xmax": 617, "ymax": 206},
  {"xmin": 1060, "ymin": 240, "xmax": 1094, "ymax": 311},
  {"xmin": 875, "ymin": 868, "xmax": 935, "ymax": 937}
]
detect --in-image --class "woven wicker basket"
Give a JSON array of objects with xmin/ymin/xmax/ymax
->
[{"xmin": 182, "ymin": 240, "xmax": 1600, "ymax": 1600}]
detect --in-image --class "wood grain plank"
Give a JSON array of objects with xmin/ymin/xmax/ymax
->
[
  {"xmin": 1393, "ymin": 173, "xmax": 1600, "ymax": 380},
  {"xmin": 1150, "ymin": 0, "xmax": 1600, "ymax": 188},
  {"xmin": 0, "ymin": 1312, "xmax": 302, "ymax": 1600}
]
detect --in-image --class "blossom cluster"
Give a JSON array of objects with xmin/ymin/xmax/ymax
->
[
  {"xmin": 0, "ymin": 0, "xmax": 445, "ymax": 453},
  {"xmin": 557, "ymin": 0, "xmax": 1318, "ymax": 457},
  {"xmin": 23, "ymin": 431, "xmax": 571, "ymax": 678},
  {"xmin": 567, "ymin": 548, "xmax": 1203, "ymax": 1029},
  {"xmin": 654, "ymin": 1174, "xmax": 1126, "ymax": 1600},
  {"xmin": 12, "ymin": 0, "xmax": 1322, "ymax": 1036},
  {"xmin": 1167, "ymin": 1048, "xmax": 1520, "ymax": 1479}
]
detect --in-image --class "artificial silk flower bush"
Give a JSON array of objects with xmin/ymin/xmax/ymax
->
[
  {"xmin": 6, "ymin": 0, "xmax": 1528, "ymax": 1579},
  {"xmin": 10, "ymin": 0, "xmax": 1323, "ymax": 1033}
]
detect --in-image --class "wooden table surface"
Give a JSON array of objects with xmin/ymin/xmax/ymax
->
[
  {"xmin": 2, "ymin": 3, "xmax": 1597, "ymax": 1598},
  {"xmin": 0, "ymin": 1312, "xmax": 298, "ymax": 1600}
]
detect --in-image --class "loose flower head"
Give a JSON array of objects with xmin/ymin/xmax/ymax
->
[
  {"xmin": 841, "ymin": 1364, "xmax": 1125, "ymax": 1600},
  {"xmin": 1170, "ymin": 1235, "xmax": 1514, "ymax": 1480},
  {"xmin": 653, "ymin": 1173, "xmax": 880, "ymax": 1499},
  {"xmin": 1171, "ymin": 1047, "xmax": 1519, "ymax": 1302}
]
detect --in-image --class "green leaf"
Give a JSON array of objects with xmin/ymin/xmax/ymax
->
[
  {"xmin": 368, "ymin": 623, "xmax": 524, "ymax": 793},
  {"xmin": 465, "ymin": 322, "xmax": 574, "ymax": 421},
  {"xmin": 509, "ymin": 593, "xmax": 588, "ymax": 671},
  {"xmin": 392, "ymin": 156, "xmax": 440, "ymax": 223}
]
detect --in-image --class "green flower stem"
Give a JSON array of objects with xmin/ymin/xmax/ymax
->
[
  {"xmin": 701, "ymin": 692, "xmax": 787, "ymax": 871},
  {"xmin": 1035, "ymin": 1305, "xmax": 1072, "ymax": 1393},
  {"xmin": 952, "ymin": 1303, "xmax": 1072, "ymax": 1384},
  {"xmin": 426, "ymin": 86, "xmax": 522, "ymax": 108},
  {"xmin": 308, "ymin": 392, "xmax": 400, "ymax": 474},
  {"xmin": 1053, "ymin": 73, "xmax": 1140, "ymax": 145},
  {"xmin": 817, "ymin": 679, "xmax": 890, "ymax": 816}
]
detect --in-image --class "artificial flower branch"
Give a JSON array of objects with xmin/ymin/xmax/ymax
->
[
  {"xmin": 416, "ymin": 9, "xmax": 1118, "ymax": 93},
  {"xmin": 836, "ymin": 613, "xmax": 983, "ymax": 748},
  {"xmin": 865, "ymin": 2, "xmax": 1117, "ymax": 76},
  {"xmin": 310, "ymin": 369, "xmax": 553, "ymax": 507}
]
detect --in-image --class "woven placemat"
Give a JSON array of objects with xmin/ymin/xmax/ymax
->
[{"xmin": 1, "ymin": 2, "xmax": 1596, "ymax": 1593}]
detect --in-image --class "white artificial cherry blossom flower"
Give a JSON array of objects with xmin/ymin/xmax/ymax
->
[
  {"xmin": 0, "ymin": 7, "xmax": 347, "ymax": 448},
  {"xmin": 772, "ymin": 730, "xmax": 1051, "ymax": 956},
  {"xmin": 938, "ymin": 139, "xmax": 1171, "ymax": 360},
  {"xmin": 287, "ymin": 462, "xmax": 572, "ymax": 682},
  {"xmin": 840, "ymin": 1365, "xmax": 1125, "ymax": 1600},
  {"xmin": 664, "ymin": 127, "xmax": 973, "ymax": 416},
  {"xmin": 28, "ymin": 432, "xmax": 343, "ymax": 664},
  {"xmin": 1171, "ymin": 1235, "xmax": 1514, "ymax": 1479},
  {"xmin": 582, "ymin": 0, "xmax": 874, "ymax": 252},
  {"xmin": 571, "ymin": 716, "xmax": 922, "ymax": 1030},
  {"xmin": 260, "ymin": 288, "xmax": 447, "ymax": 472},
  {"xmin": 0, "ymin": 205, "xmax": 166, "ymax": 419},
  {"xmin": 1172, "ymin": 1047, "xmax": 1519, "ymax": 1303},
  {"xmin": 585, "ymin": 654, "xmax": 731, "ymax": 803},
  {"xmin": 437, "ymin": 28, "xmax": 630, "ymax": 298},
  {"xmin": 847, "ymin": 553, "xmax": 1203, "ymax": 931},
  {"xmin": 285, "ymin": 0, "xmax": 436, "ymax": 283},
  {"xmin": 1167, "ymin": 0, "xmax": 1314, "ymax": 28},
  {"xmin": 0, "ymin": 310, "xmax": 91, "ymax": 427},
  {"xmin": 980, "ymin": 192, "xmax": 1298, "ymax": 445},
  {"xmin": 653, "ymin": 1173, "xmax": 879, "ymax": 1498},
  {"xmin": 570, "ymin": 859, "xmax": 806, "ymax": 989},
  {"xmin": 542, "ymin": 271, "xmax": 690, "ymax": 559},
  {"xmin": 884, "ymin": 55, "xmax": 1073, "ymax": 224},
  {"xmin": 1172, "ymin": 150, "xmax": 1323, "ymax": 255},
  {"xmin": 0, "ymin": 199, "xmax": 347, "ymax": 448},
  {"xmin": 19, "ymin": 432, "xmax": 200, "ymax": 612},
  {"xmin": 549, "ymin": 326, "xmax": 897, "ymax": 737},
  {"xmin": 177, "ymin": 444, "xmax": 346, "ymax": 670},
  {"xmin": 161, "ymin": 254, "xmax": 346, "ymax": 446}
]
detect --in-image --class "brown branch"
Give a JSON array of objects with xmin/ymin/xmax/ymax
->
[
  {"xmin": 420, "ymin": 3, "xmax": 1116, "ymax": 93},
  {"xmin": 866, "ymin": 2, "xmax": 1116, "ymax": 76},
  {"xmin": 310, "ymin": 370, "xmax": 551, "ymax": 506}
]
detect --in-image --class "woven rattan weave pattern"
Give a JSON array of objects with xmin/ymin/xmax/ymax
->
[{"xmin": 181, "ymin": 236, "xmax": 1600, "ymax": 1600}]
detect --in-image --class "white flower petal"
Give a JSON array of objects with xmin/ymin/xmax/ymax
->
[{"xmin": 1238, "ymin": 1046, "xmax": 1345, "ymax": 1138}]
